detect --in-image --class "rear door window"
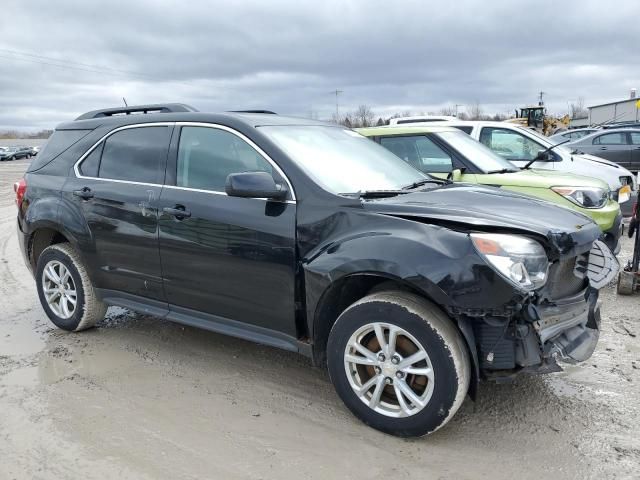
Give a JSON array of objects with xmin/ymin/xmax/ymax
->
[
  {"xmin": 593, "ymin": 133, "xmax": 627, "ymax": 145},
  {"xmin": 630, "ymin": 132, "xmax": 640, "ymax": 145},
  {"xmin": 96, "ymin": 126, "xmax": 170, "ymax": 183}
]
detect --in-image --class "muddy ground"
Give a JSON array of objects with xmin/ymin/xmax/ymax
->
[{"xmin": 0, "ymin": 159, "xmax": 638, "ymax": 479}]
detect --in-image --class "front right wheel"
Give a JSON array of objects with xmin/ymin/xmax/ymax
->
[{"xmin": 327, "ymin": 291, "xmax": 470, "ymax": 437}]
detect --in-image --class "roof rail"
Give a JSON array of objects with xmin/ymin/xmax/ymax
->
[
  {"xmin": 75, "ymin": 103, "xmax": 198, "ymax": 120},
  {"xmin": 228, "ymin": 110, "xmax": 277, "ymax": 114}
]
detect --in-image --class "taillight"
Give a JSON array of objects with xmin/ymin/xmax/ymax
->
[{"xmin": 14, "ymin": 178, "xmax": 26, "ymax": 208}]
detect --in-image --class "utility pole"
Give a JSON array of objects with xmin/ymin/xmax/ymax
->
[
  {"xmin": 331, "ymin": 89, "xmax": 343, "ymax": 119},
  {"xmin": 538, "ymin": 91, "xmax": 545, "ymax": 106}
]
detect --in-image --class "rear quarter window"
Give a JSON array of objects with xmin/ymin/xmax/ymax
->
[{"xmin": 26, "ymin": 129, "xmax": 93, "ymax": 172}]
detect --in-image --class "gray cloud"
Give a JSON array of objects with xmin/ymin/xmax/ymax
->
[{"xmin": 1, "ymin": 0, "xmax": 639, "ymax": 130}]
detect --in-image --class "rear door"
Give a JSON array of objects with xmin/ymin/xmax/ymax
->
[
  {"xmin": 157, "ymin": 124, "xmax": 297, "ymax": 336},
  {"xmin": 65, "ymin": 124, "xmax": 172, "ymax": 301},
  {"xmin": 588, "ymin": 132, "xmax": 632, "ymax": 168},
  {"xmin": 629, "ymin": 132, "xmax": 640, "ymax": 172}
]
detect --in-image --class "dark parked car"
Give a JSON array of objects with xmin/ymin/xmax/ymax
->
[
  {"xmin": 16, "ymin": 104, "xmax": 618, "ymax": 436},
  {"xmin": 567, "ymin": 128, "xmax": 640, "ymax": 173},
  {"xmin": 0, "ymin": 146, "xmax": 33, "ymax": 161},
  {"xmin": 548, "ymin": 128, "xmax": 598, "ymax": 144}
]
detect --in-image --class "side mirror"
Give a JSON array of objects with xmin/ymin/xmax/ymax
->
[
  {"xmin": 449, "ymin": 168, "xmax": 463, "ymax": 182},
  {"xmin": 225, "ymin": 171, "xmax": 288, "ymax": 200},
  {"xmin": 534, "ymin": 151, "xmax": 555, "ymax": 162}
]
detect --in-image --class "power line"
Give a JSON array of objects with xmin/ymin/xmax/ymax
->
[
  {"xmin": 0, "ymin": 48, "xmax": 193, "ymax": 87},
  {"xmin": 0, "ymin": 47, "xmax": 154, "ymax": 78}
]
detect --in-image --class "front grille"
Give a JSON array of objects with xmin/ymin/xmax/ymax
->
[{"xmin": 546, "ymin": 257, "xmax": 587, "ymax": 299}]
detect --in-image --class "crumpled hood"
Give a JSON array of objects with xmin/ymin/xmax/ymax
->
[{"xmin": 362, "ymin": 184, "xmax": 601, "ymax": 258}]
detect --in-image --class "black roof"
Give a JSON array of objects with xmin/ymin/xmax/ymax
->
[{"xmin": 58, "ymin": 103, "xmax": 332, "ymax": 130}]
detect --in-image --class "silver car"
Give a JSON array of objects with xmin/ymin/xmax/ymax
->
[
  {"xmin": 548, "ymin": 128, "xmax": 598, "ymax": 145},
  {"xmin": 566, "ymin": 128, "xmax": 640, "ymax": 173}
]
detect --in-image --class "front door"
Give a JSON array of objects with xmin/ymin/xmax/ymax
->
[
  {"xmin": 158, "ymin": 125, "xmax": 297, "ymax": 336},
  {"xmin": 65, "ymin": 124, "xmax": 171, "ymax": 300}
]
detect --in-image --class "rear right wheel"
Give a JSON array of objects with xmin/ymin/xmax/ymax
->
[{"xmin": 327, "ymin": 291, "xmax": 470, "ymax": 437}]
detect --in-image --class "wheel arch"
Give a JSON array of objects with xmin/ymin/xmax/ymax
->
[
  {"xmin": 25, "ymin": 221, "xmax": 86, "ymax": 273},
  {"xmin": 309, "ymin": 272, "xmax": 480, "ymax": 400}
]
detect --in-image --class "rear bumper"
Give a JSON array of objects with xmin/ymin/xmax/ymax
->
[{"xmin": 16, "ymin": 219, "xmax": 33, "ymax": 276}]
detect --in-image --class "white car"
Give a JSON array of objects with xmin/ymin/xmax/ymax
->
[{"xmin": 421, "ymin": 120, "xmax": 636, "ymax": 203}]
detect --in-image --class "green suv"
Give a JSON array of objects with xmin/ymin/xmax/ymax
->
[{"xmin": 357, "ymin": 125, "xmax": 623, "ymax": 252}]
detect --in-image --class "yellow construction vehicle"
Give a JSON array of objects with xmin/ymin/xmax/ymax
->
[{"xmin": 504, "ymin": 105, "xmax": 570, "ymax": 136}]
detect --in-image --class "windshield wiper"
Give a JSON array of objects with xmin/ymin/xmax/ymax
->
[
  {"xmin": 521, "ymin": 139, "xmax": 571, "ymax": 170},
  {"xmin": 486, "ymin": 168, "xmax": 517, "ymax": 174},
  {"xmin": 401, "ymin": 177, "xmax": 449, "ymax": 190},
  {"xmin": 349, "ymin": 190, "xmax": 409, "ymax": 199}
]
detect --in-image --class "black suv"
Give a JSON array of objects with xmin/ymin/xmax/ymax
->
[{"xmin": 16, "ymin": 104, "xmax": 618, "ymax": 436}]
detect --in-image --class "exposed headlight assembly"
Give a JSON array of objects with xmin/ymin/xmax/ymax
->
[
  {"xmin": 471, "ymin": 233, "xmax": 549, "ymax": 291},
  {"xmin": 551, "ymin": 186, "xmax": 608, "ymax": 209}
]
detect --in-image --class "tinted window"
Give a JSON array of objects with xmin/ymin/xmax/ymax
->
[
  {"xmin": 26, "ymin": 129, "xmax": 92, "ymax": 172},
  {"xmin": 593, "ymin": 133, "xmax": 626, "ymax": 145},
  {"xmin": 479, "ymin": 127, "xmax": 543, "ymax": 161},
  {"xmin": 453, "ymin": 126, "xmax": 473, "ymax": 134},
  {"xmin": 79, "ymin": 143, "xmax": 103, "ymax": 177},
  {"xmin": 99, "ymin": 127, "xmax": 169, "ymax": 183},
  {"xmin": 630, "ymin": 132, "xmax": 640, "ymax": 145},
  {"xmin": 380, "ymin": 135, "xmax": 452, "ymax": 172},
  {"xmin": 177, "ymin": 127, "xmax": 273, "ymax": 192}
]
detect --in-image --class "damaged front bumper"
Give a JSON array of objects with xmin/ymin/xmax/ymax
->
[{"xmin": 474, "ymin": 240, "xmax": 618, "ymax": 378}]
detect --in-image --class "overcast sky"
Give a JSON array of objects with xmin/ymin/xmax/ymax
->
[{"xmin": 1, "ymin": 0, "xmax": 639, "ymax": 130}]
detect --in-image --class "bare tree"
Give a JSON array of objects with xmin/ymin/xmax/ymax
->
[
  {"xmin": 349, "ymin": 105, "xmax": 374, "ymax": 128},
  {"xmin": 439, "ymin": 106, "xmax": 456, "ymax": 116},
  {"xmin": 569, "ymin": 96, "xmax": 587, "ymax": 119}
]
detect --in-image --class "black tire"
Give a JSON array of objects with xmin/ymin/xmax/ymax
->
[
  {"xmin": 617, "ymin": 271, "xmax": 635, "ymax": 295},
  {"xmin": 327, "ymin": 291, "xmax": 470, "ymax": 437},
  {"xmin": 36, "ymin": 243, "xmax": 107, "ymax": 331}
]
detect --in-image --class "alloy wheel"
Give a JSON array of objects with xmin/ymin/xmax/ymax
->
[
  {"xmin": 343, "ymin": 322, "xmax": 435, "ymax": 418},
  {"xmin": 42, "ymin": 260, "xmax": 77, "ymax": 319}
]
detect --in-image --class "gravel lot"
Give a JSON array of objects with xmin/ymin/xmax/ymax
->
[{"xmin": 1, "ymin": 159, "xmax": 638, "ymax": 479}]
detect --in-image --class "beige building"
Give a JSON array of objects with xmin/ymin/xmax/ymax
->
[{"xmin": 588, "ymin": 90, "xmax": 640, "ymax": 125}]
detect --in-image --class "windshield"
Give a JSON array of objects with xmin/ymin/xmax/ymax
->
[
  {"xmin": 436, "ymin": 130, "xmax": 517, "ymax": 172},
  {"xmin": 259, "ymin": 125, "xmax": 427, "ymax": 194}
]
